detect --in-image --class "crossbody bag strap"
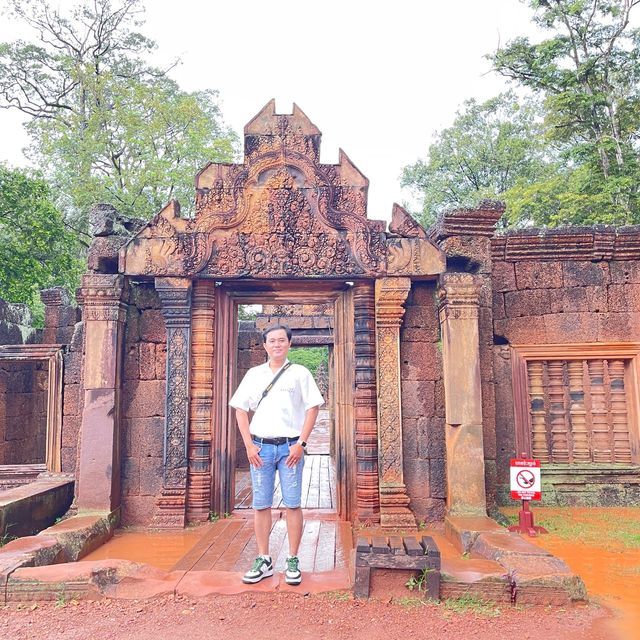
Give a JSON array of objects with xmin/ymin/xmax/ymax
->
[{"xmin": 254, "ymin": 361, "xmax": 292, "ymax": 412}]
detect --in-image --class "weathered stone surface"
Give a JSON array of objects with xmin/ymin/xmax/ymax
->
[
  {"xmin": 400, "ymin": 380, "xmax": 435, "ymax": 418},
  {"xmin": 491, "ymin": 261, "xmax": 516, "ymax": 292},
  {"xmin": 77, "ymin": 388, "xmax": 121, "ymax": 512},
  {"xmin": 417, "ymin": 416, "xmax": 446, "ymax": 459},
  {"xmin": 608, "ymin": 283, "xmax": 640, "ymax": 311},
  {"xmin": 6, "ymin": 559, "xmax": 141, "ymax": 601},
  {"xmin": 62, "ymin": 383, "xmax": 81, "ymax": 417},
  {"xmin": 515, "ymin": 261, "xmax": 563, "ymax": 290},
  {"xmin": 400, "ymin": 342, "xmax": 441, "ymax": 381},
  {"xmin": 504, "ymin": 289, "xmax": 551, "ymax": 318},
  {"xmin": 87, "ymin": 236, "xmax": 128, "ymax": 273},
  {"xmin": 609, "ymin": 259, "xmax": 640, "ymax": 283},
  {"xmin": 140, "ymin": 309, "xmax": 166, "ymax": 343},
  {"xmin": 122, "ymin": 380, "xmax": 165, "ymax": 418},
  {"xmin": 0, "ymin": 535, "xmax": 66, "ymax": 566},
  {"xmin": 40, "ymin": 515, "xmax": 114, "ymax": 561},
  {"xmin": 129, "ymin": 284, "xmax": 162, "ymax": 310},
  {"xmin": 445, "ymin": 515, "xmax": 505, "ymax": 554},
  {"xmin": 0, "ymin": 480, "xmax": 74, "ymax": 538},
  {"xmin": 561, "ymin": 285, "xmax": 607, "ymax": 313},
  {"xmin": 598, "ymin": 312, "xmax": 640, "ymax": 341},
  {"xmin": 471, "ymin": 531, "xmax": 552, "ymax": 562},
  {"xmin": 89, "ymin": 203, "xmax": 118, "ymax": 237},
  {"xmin": 126, "ymin": 416, "xmax": 164, "ymax": 458},
  {"xmin": 562, "ymin": 261, "xmax": 609, "ymax": 287},
  {"xmin": 138, "ymin": 342, "xmax": 157, "ymax": 380}
]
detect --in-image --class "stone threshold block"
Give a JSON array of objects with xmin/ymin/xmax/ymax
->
[
  {"xmin": 0, "ymin": 479, "xmax": 74, "ymax": 538},
  {"xmin": 445, "ymin": 514, "xmax": 587, "ymax": 606}
]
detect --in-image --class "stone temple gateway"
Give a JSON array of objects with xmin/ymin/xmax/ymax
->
[{"xmin": 0, "ymin": 101, "xmax": 638, "ymax": 601}]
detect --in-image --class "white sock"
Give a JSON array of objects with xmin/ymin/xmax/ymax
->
[{"xmin": 260, "ymin": 554, "xmax": 271, "ymax": 561}]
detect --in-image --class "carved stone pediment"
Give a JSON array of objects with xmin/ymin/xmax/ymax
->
[{"xmin": 119, "ymin": 101, "xmax": 445, "ymax": 280}]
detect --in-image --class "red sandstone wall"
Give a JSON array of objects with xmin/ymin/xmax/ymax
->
[
  {"xmin": 120, "ymin": 283, "xmax": 166, "ymax": 525},
  {"xmin": 400, "ymin": 282, "xmax": 446, "ymax": 523},
  {"xmin": 492, "ymin": 256, "xmax": 640, "ymax": 491},
  {"xmin": 0, "ymin": 361, "xmax": 47, "ymax": 465},
  {"xmin": 61, "ymin": 324, "xmax": 84, "ymax": 475}
]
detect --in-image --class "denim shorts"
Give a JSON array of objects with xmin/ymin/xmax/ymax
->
[{"xmin": 250, "ymin": 439, "xmax": 305, "ymax": 510}]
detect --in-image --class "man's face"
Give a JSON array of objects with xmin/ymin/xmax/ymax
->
[{"xmin": 263, "ymin": 328, "xmax": 291, "ymax": 361}]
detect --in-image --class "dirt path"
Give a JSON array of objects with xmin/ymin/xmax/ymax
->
[{"xmin": 0, "ymin": 591, "xmax": 609, "ymax": 640}]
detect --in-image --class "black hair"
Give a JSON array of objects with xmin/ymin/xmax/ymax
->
[{"xmin": 262, "ymin": 323, "xmax": 292, "ymax": 343}]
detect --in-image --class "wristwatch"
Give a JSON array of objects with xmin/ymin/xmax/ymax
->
[{"xmin": 298, "ymin": 440, "xmax": 307, "ymax": 449}]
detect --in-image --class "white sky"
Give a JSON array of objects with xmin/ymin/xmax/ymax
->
[{"xmin": 0, "ymin": 0, "xmax": 542, "ymax": 220}]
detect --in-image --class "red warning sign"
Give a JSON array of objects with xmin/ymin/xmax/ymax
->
[{"xmin": 510, "ymin": 458, "xmax": 541, "ymax": 500}]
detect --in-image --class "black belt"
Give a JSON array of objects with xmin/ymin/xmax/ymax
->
[{"xmin": 252, "ymin": 436, "xmax": 299, "ymax": 445}]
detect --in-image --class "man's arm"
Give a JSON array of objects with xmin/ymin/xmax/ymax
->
[
  {"xmin": 235, "ymin": 408, "xmax": 263, "ymax": 468},
  {"xmin": 285, "ymin": 405, "xmax": 319, "ymax": 468}
]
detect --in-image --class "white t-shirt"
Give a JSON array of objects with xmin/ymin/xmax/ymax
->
[{"xmin": 229, "ymin": 359, "xmax": 325, "ymax": 438}]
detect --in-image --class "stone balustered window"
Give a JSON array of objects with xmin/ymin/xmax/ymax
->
[{"xmin": 511, "ymin": 345, "xmax": 640, "ymax": 466}]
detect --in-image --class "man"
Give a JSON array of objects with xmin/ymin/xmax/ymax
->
[{"xmin": 229, "ymin": 324, "xmax": 324, "ymax": 586}]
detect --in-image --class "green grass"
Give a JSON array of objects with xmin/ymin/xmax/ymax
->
[
  {"xmin": 441, "ymin": 594, "xmax": 501, "ymax": 617},
  {"xmin": 535, "ymin": 512, "xmax": 640, "ymax": 550},
  {"xmin": 392, "ymin": 596, "xmax": 428, "ymax": 608}
]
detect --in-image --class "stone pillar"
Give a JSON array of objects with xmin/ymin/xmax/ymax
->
[
  {"xmin": 152, "ymin": 277, "xmax": 193, "ymax": 528},
  {"xmin": 438, "ymin": 273, "xmax": 487, "ymax": 516},
  {"xmin": 353, "ymin": 281, "xmax": 380, "ymax": 522},
  {"xmin": 187, "ymin": 280, "xmax": 215, "ymax": 523},
  {"xmin": 40, "ymin": 287, "xmax": 72, "ymax": 344},
  {"xmin": 375, "ymin": 277, "xmax": 416, "ymax": 529},
  {"xmin": 77, "ymin": 274, "xmax": 127, "ymax": 513}
]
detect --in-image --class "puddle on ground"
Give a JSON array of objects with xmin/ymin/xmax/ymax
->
[
  {"xmin": 503, "ymin": 506, "xmax": 640, "ymax": 640},
  {"xmin": 82, "ymin": 527, "xmax": 204, "ymax": 571}
]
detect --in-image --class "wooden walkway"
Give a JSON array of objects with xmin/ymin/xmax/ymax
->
[
  {"xmin": 172, "ymin": 512, "xmax": 351, "ymax": 574},
  {"xmin": 235, "ymin": 454, "xmax": 336, "ymax": 511}
]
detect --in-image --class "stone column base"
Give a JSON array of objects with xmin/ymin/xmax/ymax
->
[{"xmin": 380, "ymin": 483, "xmax": 416, "ymax": 529}]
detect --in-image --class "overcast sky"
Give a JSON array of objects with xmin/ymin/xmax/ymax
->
[{"xmin": 0, "ymin": 0, "xmax": 542, "ymax": 220}]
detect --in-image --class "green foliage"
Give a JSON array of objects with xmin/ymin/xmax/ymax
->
[
  {"xmin": 287, "ymin": 346, "xmax": 329, "ymax": 373},
  {"xmin": 490, "ymin": 0, "xmax": 640, "ymax": 224},
  {"xmin": 0, "ymin": 0, "xmax": 238, "ymax": 233},
  {"xmin": 0, "ymin": 165, "xmax": 83, "ymax": 318},
  {"xmin": 441, "ymin": 594, "xmax": 501, "ymax": 617},
  {"xmin": 404, "ymin": 1, "xmax": 640, "ymax": 227},
  {"xmin": 405, "ymin": 567, "xmax": 433, "ymax": 592},
  {"xmin": 401, "ymin": 92, "xmax": 555, "ymax": 226}
]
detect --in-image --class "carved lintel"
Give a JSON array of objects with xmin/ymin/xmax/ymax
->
[
  {"xmin": 154, "ymin": 277, "xmax": 193, "ymax": 527},
  {"xmin": 375, "ymin": 277, "xmax": 416, "ymax": 529}
]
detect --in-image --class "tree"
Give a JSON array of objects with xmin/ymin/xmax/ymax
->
[
  {"xmin": 491, "ymin": 0, "xmax": 640, "ymax": 224},
  {"xmin": 0, "ymin": 164, "xmax": 84, "ymax": 319},
  {"xmin": 0, "ymin": 0, "xmax": 238, "ymax": 234},
  {"xmin": 401, "ymin": 92, "xmax": 554, "ymax": 226}
]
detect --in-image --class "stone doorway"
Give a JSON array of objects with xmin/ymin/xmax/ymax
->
[{"xmin": 211, "ymin": 280, "xmax": 356, "ymax": 522}]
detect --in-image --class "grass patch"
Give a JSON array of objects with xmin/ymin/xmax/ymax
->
[
  {"xmin": 392, "ymin": 596, "xmax": 428, "ymax": 608},
  {"xmin": 441, "ymin": 594, "xmax": 501, "ymax": 617},
  {"xmin": 536, "ymin": 511, "xmax": 640, "ymax": 550},
  {"xmin": 318, "ymin": 590, "xmax": 352, "ymax": 602}
]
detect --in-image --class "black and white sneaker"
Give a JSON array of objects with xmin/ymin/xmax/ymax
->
[
  {"xmin": 242, "ymin": 556, "xmax": 274, "ymax": 584},
  {"xmin": 285, "ymin": 556, "xmax": 302, "ymax": 585}
]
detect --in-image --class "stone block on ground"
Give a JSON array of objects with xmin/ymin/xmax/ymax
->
[{"xmin": 40, "ymin": 513, "xmax": 114, "ymax": 561}]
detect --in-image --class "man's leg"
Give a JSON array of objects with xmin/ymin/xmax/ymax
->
[
  {"xmin": 286, "ymin": 506, "xmax": 303, "ymax": 556},
  {"xmin": 278, "ymin": 444, "xmax": 305, "ymax": 585},
  {"xmin": 243, "ymin": 443, "xmax": 276, "ymax": 584},
  {"xmin": 254, "ymin": 507, "xmax": 272, "ymax": 556}
]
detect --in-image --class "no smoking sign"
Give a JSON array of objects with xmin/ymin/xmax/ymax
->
[{"xmin": 510, "ymin": 458, "xmax": 541, "ymax": 500}]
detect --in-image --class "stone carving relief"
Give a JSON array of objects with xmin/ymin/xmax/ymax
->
[{"xmin": 120, "ymin": 102, "xmax": 444, "ymax": 281}]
